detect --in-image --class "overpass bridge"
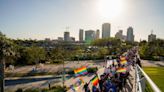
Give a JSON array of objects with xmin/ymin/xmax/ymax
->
[
  {"xmin": 4, "ymin": 60, "xmax": 162, "ymax": 92},
  {"xmin": 66, "ymin": 62, "xmax": 161, "ymax": 92}
]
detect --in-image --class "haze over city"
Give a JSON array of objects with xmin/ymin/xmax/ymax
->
[{"xmin": 0, "ymin": 0, "xmax": 164, "ymax": 41}]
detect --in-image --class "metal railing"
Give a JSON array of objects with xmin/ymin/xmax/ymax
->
[{"xmin": 135, "ymin": 65, "xmax": 161, "ymax": 92}]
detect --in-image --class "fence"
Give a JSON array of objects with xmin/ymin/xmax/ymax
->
[{"xmin": 135, "ymin": 64, "xmax": 161, "ymax": 92}]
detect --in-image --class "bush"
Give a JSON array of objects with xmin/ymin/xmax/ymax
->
[
  {"xmin": 51, "ymin": 85, "xmax": 65, "ymax": 92},
  {"xmin": 15, "ymin": 88, "xmax": 23, "ymax": 92},
  {"xmin": 52, "ymin": 60, "xmax": 63, "ymax": 64},
  {"xmin": 24, "ymin": 88, "xmax": 40, "ymax": 92},
  {"xmin": 87, "ymin": 67, "xmax": 98, "ymax": 73},
  {"xmin": 15, "ymin": 86, "xmax": 65, "ymax": 92},
  {"xmin": 42, "ymin": 85, "xmax": 66, "ymax": 92}
]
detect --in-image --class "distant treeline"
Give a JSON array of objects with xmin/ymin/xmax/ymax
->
[
  {"xmin": 0, "ymin": 32, "xmax": 138, "ymax": 66},
  {"xmin": 139, "ymin": 39, "xmax": 164, "ymax": 61}
]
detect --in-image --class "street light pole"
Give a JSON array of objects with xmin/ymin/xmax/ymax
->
[{"xmin": 62, "ymin": 59, "xmax": 65, "ymax": 89}]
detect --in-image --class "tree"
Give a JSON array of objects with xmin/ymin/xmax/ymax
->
[
  {"xmin": 91, "ymin": 38, "xmax": 123, "ymax": 55},
  {"xmin": 50, "ymin": 47, "xmax": 66, "ymax": 62},
  {"xmin": 15, "ymin": 46, "xmax": 46, "ymax": 65},
  {"xmin": 98, "ymin": 47, "xmax": 108, "ymax": 58},
  {"xmin": 0, "ymin": 32, "xmax": 15, "ymax": 92},
  {"xmin": 139, "ymin": 39, "xmax": 164, "ymax": 60}
]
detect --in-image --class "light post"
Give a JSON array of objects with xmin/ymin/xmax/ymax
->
[
  {"xmin": 60, "ymin": 54, "xmax": 65, "ymax": 90},
  {"xmin": 57, "ymin": 54, "xmax": 65, "ymax": 90},
  {"xmin": 62, "ymin": 59, "xmax": 65, "ymax": 89}
]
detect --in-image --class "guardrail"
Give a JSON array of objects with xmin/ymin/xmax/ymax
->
[{"xmin": 135, "ymin": 65, "xmax": 161, "ymax": 92}]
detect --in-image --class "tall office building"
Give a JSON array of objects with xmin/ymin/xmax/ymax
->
[
  {"xmin": 96, "ymin": 29, "xmax": 100, "ymax": 39},
  {"xmin": 127, "ymin": 27, "xmax": 134, "ymax": 42},
  {"xmin": 115, "ymin": 30, "xmax": 123, "ymax": 40},
  {"xmin": 58, "ymin": 37, "xmax": 63, "ymax": 41},
  {"xmin": 102, "ymin": 23, "xmax": 111, "ymax": 38},
  {"xmin": 64, "ymin": 31, "xmax": 70, "ymax": 41},
  {"xmin": 85, "ymin": 30, "xmax": 95, "ymax": 43},
  {"xmin": 79, "ymin": 29, "xmax": 84, "ymax": 41},
  {"xmin": 148, "ymin": 32, "xmax": 156, "ymax": 42}
]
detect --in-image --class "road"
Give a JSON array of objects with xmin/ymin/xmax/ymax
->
[
  {"xmin": 5, "ymin": 75, "xmax": 74, "ymax": 92},
  {"xmin": 5, "ymin": 60, "xmax": 105, "ymax": 92},
  {"xmin": 7, "ymin": 59, "xmax": 157, "ymax": 92},
  {"xmin": 5, "ymin": 75, "xmax": 63, "ymax": 86}
]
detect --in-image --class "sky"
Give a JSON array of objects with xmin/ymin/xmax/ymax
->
[{"xmin": 0, "ymin": 0, "xmax": 164, "ymax": 41}]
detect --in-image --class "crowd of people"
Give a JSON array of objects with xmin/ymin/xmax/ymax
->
[{"xmin": 83, "ymin": 48, "xmax": 141, "ymax": 92}]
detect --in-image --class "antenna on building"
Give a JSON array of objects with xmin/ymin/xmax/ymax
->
[
  {"xmin": 151, "ymin": 30, "xmax": 153, "ymax": 34},
  {"xmin": 66, "ymin": 27, "xmax": 69, "ymax": 32}
]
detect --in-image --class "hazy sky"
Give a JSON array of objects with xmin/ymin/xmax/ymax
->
[{"xmin": 0, "ymin": 0, "xmax": 164, "ymax": 41}]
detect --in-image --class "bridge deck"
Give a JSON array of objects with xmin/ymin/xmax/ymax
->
[{"xmin": 66, "ymin": 65, "xmax": 136, "ymax": 92}]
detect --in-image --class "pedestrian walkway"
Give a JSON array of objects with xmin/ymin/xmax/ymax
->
[
  {"xmin": 122, "ymin": 66, "xmax": 136, "ymax": 92},
  {"xmin": 66, "ymin": 65, "xmax": 137, "ymax": 92},
  {"xmin": 66, "ymin": 47, "xmax": 139, "ymax": 92}
]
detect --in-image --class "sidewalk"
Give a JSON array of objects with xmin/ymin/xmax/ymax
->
[{"xmin": 141, "ymin": 60, "xmax": 164, "ymax": 67}]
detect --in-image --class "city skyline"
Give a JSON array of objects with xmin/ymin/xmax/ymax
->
[{"xmin": 0, "ymin": 0, "xmax": 164, "ymax": 41}]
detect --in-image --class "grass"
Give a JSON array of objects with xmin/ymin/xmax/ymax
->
[
  {"xmin": 143, "ymin": 67, "xmax": 164, "ymax": 92},
  {"xmin": 145, "ymin": 81, "xmax": 153, "ymax": 92}
]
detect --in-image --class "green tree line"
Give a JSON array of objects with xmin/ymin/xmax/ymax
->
[
  {"xmin": 139, "ymin": 39, "xmax": 164, "ymax": 61},
  {"xmin": 0, "ymin": 32, "xmax": 138, "ymax": 66}
]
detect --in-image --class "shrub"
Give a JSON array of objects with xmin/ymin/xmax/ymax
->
[
  {"xmin": 24, "ymin": 88, "xmax": 40, "ymax": 92},
  {"xmin": 87, "ymin": 67, "xmax": 98, "ymax": 73},
  {"xmin": 15, "ymin": 88, "xmax": 23, "ymax": 92}
]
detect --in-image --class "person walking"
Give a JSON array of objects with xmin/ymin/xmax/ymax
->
[
  {"xmin": 136, "ymin": 57, "xmax": 142, "ymax": 68},
  {"xmin": 83, "ymin": 83, "xmax": 90, "ymax": 92}
]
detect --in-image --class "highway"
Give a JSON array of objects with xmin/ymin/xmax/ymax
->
[{"xmin": 5, "ymin": 75, "xmax": 72, "ymax": 86}]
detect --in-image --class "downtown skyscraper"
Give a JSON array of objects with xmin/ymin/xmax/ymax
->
[
  {"xmin": 96, "ymin": 29, "xmax": 100, "ymax": 39},
  {"xmin": 64, "ymin": 31, "xmax": 70, "ymax": 41},
  {"xmin": 127, "ymin": 27, "xmax": 134, "ymax": 42},
  {"xmin": 79, "ymin": 29, "xmax": 84, "ymax": 42},
  {"xmin": 148, "ymin": 31, "xmax": 156, "ymax": 42},
  {"xmin": 85, "ymin": 30, "xmax": 95, "ymax": 43},
  {"xmin": 102, "ymin": 23, "xmax": 111, "ymax": 38}
]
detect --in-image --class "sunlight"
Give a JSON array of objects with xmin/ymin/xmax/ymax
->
[{"xmin": 97, "ymin": 0, "xmax": 124, "ymax": 19}]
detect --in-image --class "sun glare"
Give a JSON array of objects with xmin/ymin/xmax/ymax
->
[{"xmin": 97, "ymin": 0, "xmax": 124, "ymax": 19}]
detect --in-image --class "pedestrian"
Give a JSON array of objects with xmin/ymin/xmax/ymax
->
[
  {"xmin": 136, "ymin": 58, "xmax": 142, "ymax": 67},
  {"xmin": 83, "ymin": 83, "xmax": 90, "ymax": 92},
  {"xmin": 92, "ymin": 85, "xmax": 99, "ymax": 92},
  {"xmin": 48, "ymin": 81, "xmax": 51, "ymax": 90}
]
